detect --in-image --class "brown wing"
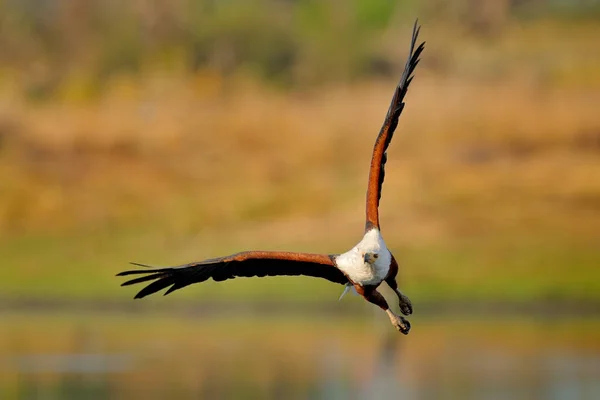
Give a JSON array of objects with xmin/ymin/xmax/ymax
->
[
  {"xmin": 365, "ymin": 20, "xmax": 425, "ymax": 231},
  {"xmin": 117, "ymin": 251, "xmax": 347, "ymax": 299}
]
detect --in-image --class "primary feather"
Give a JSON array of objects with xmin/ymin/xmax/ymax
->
[{"xmin": 117, "ymin": 251, "xmax": 348, "ymax": 299}]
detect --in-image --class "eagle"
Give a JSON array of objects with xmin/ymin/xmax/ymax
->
[{"xmin": 117, "ymin": 21, "xmax": 425, "ymax": 334}]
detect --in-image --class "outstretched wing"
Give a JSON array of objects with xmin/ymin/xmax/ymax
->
[
  {"xmin": 117, "ymin": 251, "xmax": 347, "ymax": 299},
  {"xmin": 365, "ymin": 20, "xmax": 425, "ymax": 231}
]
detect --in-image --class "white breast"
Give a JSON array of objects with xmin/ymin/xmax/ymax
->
[{"xmin": 334, "ymin": 229, "xmax": 391, "ymax": 286}]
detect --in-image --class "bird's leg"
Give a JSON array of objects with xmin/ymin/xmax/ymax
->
[
  {"xmin": 355, "ymin": 284, "xmax": 410, "ymax": 335},
  {"xmin": 385, "ymin": 277, "xmax": 412, "ymax": 316}
]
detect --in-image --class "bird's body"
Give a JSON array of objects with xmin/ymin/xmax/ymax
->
[
  {"xmin": 335, "ymin": 228, "xmax": 391, "ymax": 287},
  {"xmin": 117, "ymin": 21, "xmax": 425, "ymax": 334}
]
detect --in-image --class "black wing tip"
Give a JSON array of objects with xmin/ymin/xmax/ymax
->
[
  {"xmin": 133, "ymin": 282, "xmax": 173, "ymax": 299},
  {"xmin": 407, "ymin": 18, "xmax": 425, "ymax": 59},
  {"xmin": 118, "ymin": 261, "xmax": 197, "ymax": 299},
  {"xmin": 116, "ymin": 270, "xmax": 136, "ymax": 277},
  {"xmin": 116, "ymin": 262, "xmax": 165, "ymax": 277},
  {"xmin": 129, "ymin": 262, "xmax": 154, "ymax": 268},
  {"xmin": 163, "ymin": 286, "xmax": 178, "ymax": 296},
  {"xmin": 397, "ymin": 20, "xmax": 426, "ymax": 97},
  {"xmin": 116, "ymin": 261, "xmax": 166, "ymax": 297},
  {"xmin": 413, "ymin": 19, "xmax": 420, "ymax": 38},
  {"xmin": 383, "ymin": 35, "xmax": 422, "ymax": 121},
  {"xmin": 116, "ymin": 270, "xmax": 147, "ymax": 277}
]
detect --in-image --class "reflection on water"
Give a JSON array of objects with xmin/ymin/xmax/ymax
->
[{"xmin": 1, "ymin": 311, "xmax": 598, "ymax": 399}]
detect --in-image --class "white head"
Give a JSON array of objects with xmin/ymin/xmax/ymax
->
[
  {"xmin": 335, "ymin": 228, "xmax": 392, "ymax": 286},
  {"xmin": 357, "ymin": 229, "xmax": 390, "ymax": 269}
]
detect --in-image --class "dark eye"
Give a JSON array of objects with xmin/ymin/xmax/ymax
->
[{"xmin": 373, "ymin": 254, "xmax": 379, "ymax": 259}]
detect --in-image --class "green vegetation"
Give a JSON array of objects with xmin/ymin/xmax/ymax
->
[
  {"xmin": 1, "ymin": 0, "xmax": 600, "ymax": 98},
  {"xmin": 1, "ymin": 227, "xmax": 598, "ymax": 303}
]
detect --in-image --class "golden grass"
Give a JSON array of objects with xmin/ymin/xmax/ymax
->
[
  {"xmin": 1, "ymin": 19, "xmax": 599, "ymax": 241},
  {"xmin": 1, "ymin": 73, "xmax": 599, "ymax": 240},
  {"xmin": 1, "ymin": 72, "xmax": 599, "ymax": 302}
]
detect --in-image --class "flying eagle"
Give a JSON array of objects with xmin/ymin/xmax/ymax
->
[{"xmin": 117, "ymin": 21, "xmax": 425, "ymax": 334}]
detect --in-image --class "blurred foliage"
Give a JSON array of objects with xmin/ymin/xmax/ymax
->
[
  {"xmin": 1, "ymin": 0, "xmax": 600, "ymax": 98},
  {"xmin": 0, "ymin": 0, "xmax": 409, "ymax": 96}
]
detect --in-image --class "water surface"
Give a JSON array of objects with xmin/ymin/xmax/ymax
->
[{"xmin": 1, "ymin": 311, "xmax": 598, "ymax": 399}]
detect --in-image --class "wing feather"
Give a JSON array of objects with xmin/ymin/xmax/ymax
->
[
  {"xmin": 365, "ymin": 20, "xmax": 425, "ymax": 231},
  {"xmin": 117, "ymin": 251, "xmax": 347, "ymax": 299}
]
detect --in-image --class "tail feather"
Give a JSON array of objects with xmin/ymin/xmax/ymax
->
[{"xmin": 338, "ymin": 284, "xmax": 357, "ymax": 301}]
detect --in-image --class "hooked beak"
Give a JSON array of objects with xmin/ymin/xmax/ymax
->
[{"xmin": 363, "ymin": 253, "xmax": 377, "ymax": 264}]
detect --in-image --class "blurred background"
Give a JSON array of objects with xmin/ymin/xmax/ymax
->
[{"xmin": 1, "ymin": 0, "xmax": 599, "ymax": 398}]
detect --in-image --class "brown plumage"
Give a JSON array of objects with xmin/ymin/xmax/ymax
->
[
  {"xmin": 365, "ymin": 22, "xmax": 425, "ymax": 231},
  {"xmin": 118, "ymin": 252, "xmax": 347, "ymax": 299},
  {"xmin": 117, "ymin": 20, "xmax": 425, "ymax": 334}
]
